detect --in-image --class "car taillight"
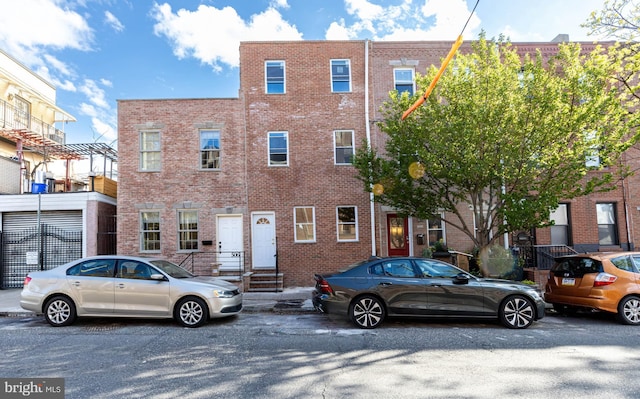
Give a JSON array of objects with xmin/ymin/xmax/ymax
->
[
  {"xmin": 314, "ymin": 275, "xmax": 334, "ymax": 295},
  {"xmin": 23, "ymin": 276, "xmax": 32, "ymax": 286},
  {"xmin": 594, "ymin": 273, "xmax": 617, "ymax": 287}
]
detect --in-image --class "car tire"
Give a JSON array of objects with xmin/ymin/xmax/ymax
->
[
  {"xmin": 617, "ymin": 296, "xmax": 640, "ymax": 325},
  {"xmin": 350, "ymin": 295, "xmax": 385, "ymax": 329},
  {"xmin": 499, "ymin": 295, "xmax": 535, "ymax": 329},
  {"xmin": 175, "ymin": 297, "xmax": 209, "ymax": 328},
  {"xmin": 44, "ymin": 296, "xmax": 77, "ymax": 327}
]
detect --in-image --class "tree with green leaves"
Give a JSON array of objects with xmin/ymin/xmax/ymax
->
[
  {"xmin": 584, "ymin": 0, "xmax": 640, "ymax": 104},
  {"xmin": 353, "ymin": 35, "xmax": 640, "ymax": 274}
]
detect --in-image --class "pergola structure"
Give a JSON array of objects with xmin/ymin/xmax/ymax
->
[{"xmin": 0, "ymin": 128, "xmax": 117, "ymax": 192}]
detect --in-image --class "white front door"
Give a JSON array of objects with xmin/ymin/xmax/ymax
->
[
  {"xmin": 216, "ymin": 215, "xmax": 243, "ymax": 271},
  {"xmin": 251, "ymin": 212, "xmax": 276, "ymax": 269}
]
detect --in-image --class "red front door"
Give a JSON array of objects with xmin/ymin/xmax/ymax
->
[{"xmin": 387, "ymin": 214, "xmax": 409, "ymax": 256}]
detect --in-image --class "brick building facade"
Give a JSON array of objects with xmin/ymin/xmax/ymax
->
[{"xmin": 117, "ymin": 38, "xmax": 632, "ymax": 290}]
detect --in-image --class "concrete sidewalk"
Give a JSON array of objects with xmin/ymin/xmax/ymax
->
[{"xmin": 0, "ymin": 287, "xmax": 316, "ymax": 317}]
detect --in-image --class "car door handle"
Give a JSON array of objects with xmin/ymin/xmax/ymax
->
[
  {"xmin": 117, "ymin": 283, "xmax": 126, "ymax": 289},
  {"xmin": 72, "ymin": 281, "xmax": 80, "ymax": 287},
  {"xmin": 428, "ymin": 283, "xmax": 442, "ymax": 287},
  {"xmin": 379, "ymin": 282, "xmax": 393, "ymax": 286}
]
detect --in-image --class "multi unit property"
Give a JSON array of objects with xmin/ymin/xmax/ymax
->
[{"xmin": 117, "ymin": 37, "xmax": 632, "ymax": 290}]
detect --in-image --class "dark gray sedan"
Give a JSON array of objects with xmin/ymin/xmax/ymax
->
[{"xmin": 313, "ymin": 257, "xmax": 545, "ymax": 329}]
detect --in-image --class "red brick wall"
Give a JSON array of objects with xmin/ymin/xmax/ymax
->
[
  {"xmin": 240, "ymin": 41, "xmax": 373, "ymax": 286},
  {"xmin": 117, "ymin": 98, "xmax": 247, "ymax": 267},
  {"xmin": 117, "ymin": 39, "xmax": 632, "ymax": 287}
]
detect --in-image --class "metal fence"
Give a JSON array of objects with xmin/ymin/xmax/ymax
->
[
  {"xmin": 0, "ymin": 225, "xmax": 82, "ymax": 289},
  {"xmin": 179, "ymin": 250, "xmax": 245, "ymax": 278},
  {"xmin": 515, "ymin": 244, "xmax": 578, "ymax": 270}
]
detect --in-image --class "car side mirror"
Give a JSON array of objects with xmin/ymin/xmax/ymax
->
[
  {"xmin": 453, "ymin": 272, "xmax": 469, "ymax": 285},
  {"xmin": 150, "ymin": 274, "xmax": 166, "ymax": 281}
]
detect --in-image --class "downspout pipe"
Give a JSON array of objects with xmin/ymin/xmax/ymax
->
[{"xmin": 365, "ymin": 39, "xmax": 376, "ymax": 256}]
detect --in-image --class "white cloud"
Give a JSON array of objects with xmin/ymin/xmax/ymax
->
[
  {"xmin": 270, "ymin": 0, "xmax": 289, "ymax": 9},
  {"xmin": 151, "ymin": 3, "xmax": 303, "ymax": 71},
  {"xmin": 43, "ymin": 54, "xmax": 74, "ymax": 76},
  {"xmin": 79, "ymin": 79, "xmax": 108, "ymax": 109},
  {"xmin": 104, "ymin": 11, "xmax": 125, "ymax": 32},
  {"xmin": 0, "ymin": 0, "xmax": 93, "ymax": 52},
  {"xmin": 79, "ymin": 103, "xmax": 98, "ymax": 118},
  {"xmin": 90, "ymin": 117, "xmax": 117, "ymax": 142},
  {"xmin": 336, "ymin": 0, "xmax": 479, "ymax": 41},
  {"xmin": 325, "ymin": 20, "xmax": 354, "ymax": 40}
]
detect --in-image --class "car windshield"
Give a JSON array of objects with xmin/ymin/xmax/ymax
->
[{"xmin": 149, "ymin": 260, "xmax": 195, "ymax": 278}]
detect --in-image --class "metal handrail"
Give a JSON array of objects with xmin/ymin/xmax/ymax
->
[{"xmin": 0, "ymin": 99, "xmax": 65, "ymax": 144}]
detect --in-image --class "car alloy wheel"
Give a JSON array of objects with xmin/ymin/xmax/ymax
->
[
  {"xmin": 618, "ymin": 296, "xmax": 640, "ymax": 325},
  {"xmin": 350, "ymin": 295, "xmax": 385, "ymax": 329},
  {"xmin": 500, "ymin": 295, "xmax": 534, "ymax": 329},
  {"xmin": 176, "ymin": 297, "xmax": 208, "ymax": 328},
  {"xmin": 44, "ymin": 296, "xmax": 77, "ymax": 327}
]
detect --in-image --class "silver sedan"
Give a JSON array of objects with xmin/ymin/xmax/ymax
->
[{"xmin": 20, "ymin": 255, "xmax": 242, "ymax": 327}]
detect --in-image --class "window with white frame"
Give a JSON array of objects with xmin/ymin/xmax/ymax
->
[
  {"xmin": 294, "ymin": 207, "xmax": 315, "ymax": 242},
  {"xmin": 550, "ymin": 204, "xmax": 570, "ymax": 245},
  {"xmin": 337, "ymin": 206, "xmax": 358, "ymax": 241},
  {"xmin": 200, "ymin": 130, "xmax": 220, "ymax": 169},
  {"xmin": 265, "ymin": 61, "xmax": 285, "ymax": 94},
  {"xmin": 140, "ymin": 211, "xmax": 160, "ymax": 252},
  {"xmin": 394, "ymin": 68, "xmax": 415, "ymax": 95},
  {"xmin": 331, "ymin": 59, "xmax": 351, "ymax": 92},
  {"xmin": 268, "ymin": 131, "xmax": 288, "ymax": 166},
  {"xmin": 427, "ymin": 216, "xmax": 445, "ymax": 246},
  {"xmin": 585, "ymin": 131, "xmax": 601, "ymax": 168},
  {"xmin": 178, "ymin": 210, "xmax": 199, "ymax": 250},
  {"xmin": 334, "ymin": 130, "xmax": 354, "ymax": 165},
  {"xmin": 596, "ymin": 203, "xmax": 618, "ymax": 245},
  {"xmin": 140, "ymin": 131, "xmax": 161, "ymax": 171}
]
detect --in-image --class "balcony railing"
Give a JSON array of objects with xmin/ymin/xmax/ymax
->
[{"xmin": 0, "ymin": 99, "xmax": 65, "ymax": 144}]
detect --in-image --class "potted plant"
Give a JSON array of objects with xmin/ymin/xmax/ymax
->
[{"xmin": 431, "ymin": 239, "xmax": 452, "ymax": 263}]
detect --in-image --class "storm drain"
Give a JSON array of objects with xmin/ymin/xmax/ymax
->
[
  {"xmin": 274, "ymin": 300, "xmax": 304, "ymax": 309},
  {"xmin": 84, "ymin": 323, "xmax": 123, "ymax": 332}
]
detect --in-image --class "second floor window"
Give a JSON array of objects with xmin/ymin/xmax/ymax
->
[
  {"xmin": 268, "ymin": 131, "xmax": 288, "ymax": 166},
  {"xmin": 331, "ymin": 59, "xmax": 351, "ymax": 92},
  {"xmin": 550, "ymin": 204, "xmax": 570, "ymax": 246},
  {"xmin": 394, "ymin": 68, "xmax": 415, "ymax": 95},
  {"xmin": 294, "ymin": 207, "xmax": 315, "ymax": 242},
  {"xmin": 596, "ymin": 203, "xmax": 618, "ymax": 246},
  {"xmin": 201, "ymin": 130, "xmax": 220, "ymax": 169},
  {"xmin": 334, "ymin": 130, "xmax": 354, "ymax": 165},
  {"xmin": 178, "ymin": 210, "xmax": 198, "ymax": 251},
  {"xmin": 266, "ymin": 61, "xmax": 285, "ymax": 94},
  {"xmin": 140, "ymin": 211, "xmax": 160, "ymax": 252},
  {"xmin": 140, "ymin": 131, "xmax": 161, "ymax": 171}
]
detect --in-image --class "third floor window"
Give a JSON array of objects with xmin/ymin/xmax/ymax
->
[
  {"xmin": 331, "ymin": 59, "xmax": 351, "ymax": 93},
  {"xmin": 266, "ymin": 61, "xmax": 285, "ymax": 94}
]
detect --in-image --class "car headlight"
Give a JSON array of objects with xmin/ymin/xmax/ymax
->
[
  {"xmin": 213, "ymin": 290, "xmax": 235, "ymax": 298},
  {"xmin": 526, "ymin": 288, "xmax": 542, "ymax": 300}
]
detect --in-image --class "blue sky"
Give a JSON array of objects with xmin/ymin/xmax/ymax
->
[{"xmin": 0, "ymin": 0, "xmax": 611, "ymax": 145}]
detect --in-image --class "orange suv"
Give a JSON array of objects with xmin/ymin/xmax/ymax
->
[{"xmin": 544, "ymin": 252, "xmax": 640, "ymax": 325}]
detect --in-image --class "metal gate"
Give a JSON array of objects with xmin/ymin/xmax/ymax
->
[
  {"xmin": 0, "ymin": 225, "xmax": 82, "ymax": 289},
  {"xmin": 97, "ymin": 214, "xmax": 117, "ymax": 255}
]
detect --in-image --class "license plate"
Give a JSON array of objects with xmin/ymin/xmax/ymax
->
[{"xmin": 561, "ymin": 278, "xmax": 575, "ymax": 286}]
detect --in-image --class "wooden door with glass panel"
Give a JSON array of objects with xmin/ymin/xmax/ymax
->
[{"xmin": 387, "ymin": 214, "xmax": 409, "ymax": 256}]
